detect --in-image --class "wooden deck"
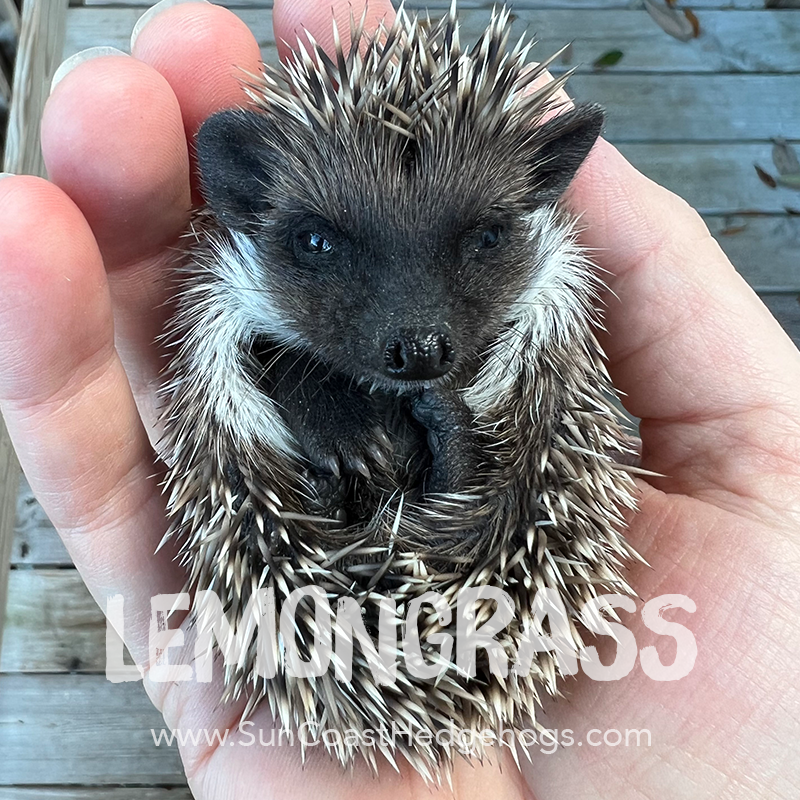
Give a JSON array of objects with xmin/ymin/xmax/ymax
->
[{"xmin": 1, "ymin": 0, "xmax": 799, "ymax": 795}]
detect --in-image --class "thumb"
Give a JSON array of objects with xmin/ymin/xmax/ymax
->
[{"xmin": 568, "ymin": 139, "xmax": 800, "ymax": 511}]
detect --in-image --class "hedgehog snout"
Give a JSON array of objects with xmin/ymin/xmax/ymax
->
[{"xmin": 381, "ymin": 327, "xmax": 455, "ymax": 381}]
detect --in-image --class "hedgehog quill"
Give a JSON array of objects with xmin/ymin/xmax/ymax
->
[{"xmin": 159, "ymin": 3, "xmax": 643, "ymax": 780}]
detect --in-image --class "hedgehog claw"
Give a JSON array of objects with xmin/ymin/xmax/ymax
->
[
  {"xmin": 373, "ymin": 427, "xmax": 394, "ymax": 453},
  {"xmin": 301, "ymin": 466, "xmax": 346, "ymax": 517},
  {"xmin": 347, "ymin": 455, "xmax": 372, "ymax": 480},
  {"xmin": 320, "ymin": 455, "xmax": 342, "ymax": 480},
  {"xmin": 367, "ymin": 442, "xmax": 391, "ymax": 470}
]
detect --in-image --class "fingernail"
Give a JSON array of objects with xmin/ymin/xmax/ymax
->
[
  {"xmin": 51, "ymin": 47, "xmax": 128, "ymax": 93},
  {"xmin": 131, "ymin": 0, "xmax": 210, "ymax": 49}
]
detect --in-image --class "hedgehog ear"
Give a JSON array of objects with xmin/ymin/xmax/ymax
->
[
  {"xmin": 523, "ymin": 103, "xmax": 604, "ymax": 207},
  {"xmin": 196, "ymin": 109, "xmax": 276, "ymax": 232}
]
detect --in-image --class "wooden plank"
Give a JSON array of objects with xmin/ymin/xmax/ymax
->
[
  {"xmin": 1, "ymin": 0, "xmax": 68, "ymax": 666},
  {"xmin": 616, "ymin": 143, "xmax": 800, "ymax": 215},
  {"xmin": 11, "ymin": 473, "xmax": 70, "ymax": 566},
  {"xmin": 78, "ymin": 0, "xmax": 800, "ymax": 10},
  {"xmin": 0, "ymin": 65, "xmax": 11, "ymax": 107},
  {"xmin": 64, "ymin": 8, "xmax": 800, "ymax": 75},
  {"xmin": 0, "ymin": 0, "xmax": 21, "ymax": 34},
  {"xmin": 570, "ymin": 74, "xmax": 800, "ymax": 142},
  {"xmin": 4, "ymin": 0, "xmax": 67, "ymax": 176},
  {"xmin": 761, "ymin": 293, "xmax": 800, "ymax": 346},
  {"xmin": 62, "ymin": 8, "xmax": 800, "ymax": 141},
  {"xmin": 0, "ymin": 674, "xmax": 185, "ymax": 785},
  {"xmin": 447, "ymin": 9, "xmax": 800, "ymax": 75},
  {"xmin": 707, "ymin": 215, "xmax": 800, "ymax": 291},
  {"xmin": 0, "ymin": 790, "xmax": 193, "ymax": 800},
  {"xmin": 0, "ymin": 418, "xmax": 17, "ymax": 661},
  {"xmin": 0, "ymin": 569, "xmax": 107, "ymax": 673}
]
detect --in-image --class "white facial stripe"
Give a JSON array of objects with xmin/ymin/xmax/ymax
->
[
  {"xmin": 464, "ymin": 207, "xmax": 600, "ymax": 416},
  {"xmin": 171, "ymin": 229, "xmax": 301, "ymax": 458}
]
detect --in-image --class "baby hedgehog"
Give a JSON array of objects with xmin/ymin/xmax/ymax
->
[{"xmin": 159, "ymin": 3, "xmax": 641, "ymax": 780}]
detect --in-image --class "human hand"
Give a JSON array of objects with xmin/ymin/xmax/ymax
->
[{"xmin": 1, "ymin": 1, "xmax": 799, "ymax": 798}]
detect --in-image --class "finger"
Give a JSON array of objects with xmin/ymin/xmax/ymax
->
[
  {"xmin": 42, "ymin": 54, "xmax": 191, "ymax": 434},
  {"xmin": 567, "ymin": 140, "xmax": 800, "ymax": 503},
  {"xmin": 0, "ymin": 176, "xmax": 184, "ymax": 663},
  {"xmin": 273, "ymin": 0, "xmax": 395, "ymax": 61},
  {"xmin": 131, "ymin": 1, "xmax": 263, "ymax": 166},
  {"xmin": 43, "ymin": 54, "xmax": 190, "ymax": 272}
]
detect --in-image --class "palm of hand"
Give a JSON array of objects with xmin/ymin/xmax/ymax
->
[{"xmin": 0, "ymin": 1, "xmax": 798, "ymax": 798}]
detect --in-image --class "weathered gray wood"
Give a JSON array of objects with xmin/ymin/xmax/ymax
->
[
  {"xmin": 0, "ymin": 419, "xmax": 17, "ymax": 662},
  {"xmin": 616, "ymin": 143, "xmax": 800, "ymax": 215},
  {"xmin": 0, "ymin": 674, "xmax": 185, "ymax": 785},
  {"xmin": 569, "ymin": 74, "xmax": 800, "ymax": 142},
  {"xmin": 64, "ymin": 8, "xmax": 800, "ymax": 75},
  {"xmin": 62, "ymin": 6, "xmax": 800, "ymax": 141},
  {"xmin": 0, "ymin": 65, "xmax": 11, "ymax": 106},
  {"xmin": 78, "ymin": 0, "xmax": 800, "ymax": 10},
  {"xmin": 761, "ymin": 293, "xmax": 800, "ymax": 347},
  {"xmin": 4, "ymin": 0, "xmax": 67, "ymax": 176},
  {"xmin": 0, "ymin": 0, "xmax": 20, "ymax": 34},
  {"xmin": 1, "ymin": 0, "xmax": 68, "ymax": 675},
  {"xmin": 707, "ymin": 215, "xmax": 800, "ymax": 292},
  {"xmin": 0, "ymin": 569, "xmax": 107, "ymax": 673},
  {"xmin": 11, "ymin": 472, "xmax": 70, "ymax": 566},
  {"xmin": 0, "ymin": 790, "xmax": 192, "ymax": 799}
]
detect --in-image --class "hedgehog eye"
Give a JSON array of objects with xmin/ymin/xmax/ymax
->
[
  {"xmin": 298, "ymin": 232, "xmax": 333, "ymax": 254},
  {"xmin": 479, "ymin": 226, "xmax": 502, "ymax": 249}
]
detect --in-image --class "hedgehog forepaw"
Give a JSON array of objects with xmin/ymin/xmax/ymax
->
[{"xmin": 412, "ymin": 389, "xmax": 480, "ymax": 495}]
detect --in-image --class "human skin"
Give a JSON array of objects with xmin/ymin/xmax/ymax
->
[{"xmin": 0, "ymin": 0, "xmax": 799, "ymax": 797}]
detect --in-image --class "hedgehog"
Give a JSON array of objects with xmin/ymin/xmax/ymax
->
[{"xmin": 158, "ymin": 3, "xmax": 643, "ymax": 780}]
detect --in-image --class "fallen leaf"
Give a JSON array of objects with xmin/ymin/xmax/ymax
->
[
  {"xmin": 776, "ymin": 174, "xmax": 800, "ymax": 190},
  {"xmin": 755, "ymin": 165, "xmax": 778, "ymax": 188},
  {"xmin": 720, "ymin": 224, "xmax": 747, "ymax": 236},
  {"xmin": 683, "ymin": 9, "xmax": 701, "ymax": 37},
  {"xmin": 593, "ymin": 49, "xmax": 624, "ymax": 69},
  {"xmin": 643, "ymin": 0, "xmax": 697, "ymax": 42},
  {"xmin": 772, "ymin": 138, "xmax": 800, "ymax": 176}
]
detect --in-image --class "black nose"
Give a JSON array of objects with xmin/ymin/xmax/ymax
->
[{"xmin": 382, "ymin": 329, "xmax": 455, "ymax": 381}]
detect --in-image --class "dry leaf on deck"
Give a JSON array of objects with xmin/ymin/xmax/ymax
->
[
  {"xmin": 755, "ymin": 165, "xmax": 778, "ymax": 188},
  {"xmin": 719, "ymin": 224, "xmax": 747, "ymax": 236},
  {"xmin": 643, "ymin": 0, "xmax": 698, "ymax": 41},
  {"xmin": 683, "ymin": 9, "xmax": 701, "ymax": 37},
  {"xmin": 772, "ymin": 138, "xmax": 800, "ymax": 176}
]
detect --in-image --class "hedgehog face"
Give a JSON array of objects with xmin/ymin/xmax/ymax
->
[{"xmin": 196, "ymin": 96, "xmax": 602, "ymax": 390}]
